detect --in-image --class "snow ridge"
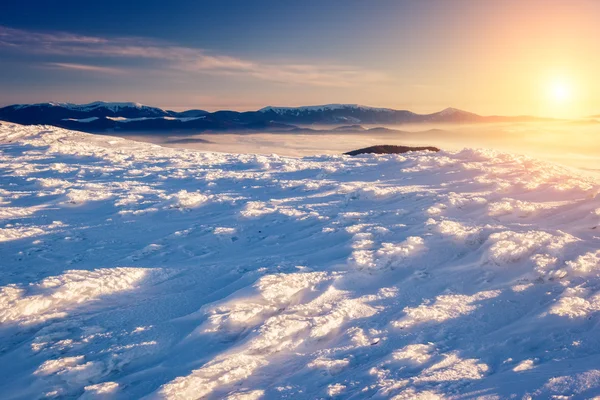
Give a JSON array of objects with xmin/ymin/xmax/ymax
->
[
  {"xmin": 259, "ymin": 104, "xmax": 396, "ymax": 114},
  {"xmin": 13, "ymin": 101, "xmax": 162, "ymax": 112}
]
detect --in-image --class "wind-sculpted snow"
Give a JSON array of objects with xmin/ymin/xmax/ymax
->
[
  {"xmin": 0, "ymin": 122, "xmax": 599, "ymax": 398},
  {"xmin": 0, "ymin": 267, "xmax": 161, "ymax": 325}
]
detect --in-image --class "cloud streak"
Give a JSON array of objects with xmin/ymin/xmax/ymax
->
[
  {"xmin": 45, "ymin": 62, "xmax": 126, "ymax": 74},
  {"xmin": 0, "ymin": 26, "xmax": 386, "ymax": 87}
]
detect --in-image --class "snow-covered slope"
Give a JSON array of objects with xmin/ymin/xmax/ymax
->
[
  {"xmin": 0, "ymin": 102, "xmax": 175, "ymax": 128},
  {"xmin": 103, "ymin": 116, "xmax": 205, "ymax": 123},
  {"xmin": 13, "ymin": 101, "xmax": 160, "ymax": 113},
  {"xmin": 0, "ymin": 122, "xmax": 599, "ymax": 399},
  {"xmin": 259, "ymin": 104, "xmax": 396, "ymax": 114},
  {"xmin": 257, "ymin": 104, "xmax": 416, "ymax": 124}
]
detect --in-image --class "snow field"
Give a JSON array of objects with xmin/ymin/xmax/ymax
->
[{"xmin": 0, "ymin": 122, "xmax": 599, "ymax": 398}]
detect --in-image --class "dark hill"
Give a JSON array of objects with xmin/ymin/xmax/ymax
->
[{"xmin": 345, "ymin": 145, "xmax": 440, "ymax": 156}]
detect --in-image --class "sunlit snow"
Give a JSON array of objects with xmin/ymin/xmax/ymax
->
[{"xmin": 0, "ymin": 122, "xmax": 599, "ymax": 398}]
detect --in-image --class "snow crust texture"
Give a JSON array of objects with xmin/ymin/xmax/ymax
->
[{"xmin": 0, "ymin": 122, "xmax": 599, "ymax": 399}]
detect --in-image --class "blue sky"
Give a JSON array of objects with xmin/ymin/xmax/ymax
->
[{"xmin": 2, "ymin": 0, "xmax": 599, "ymax": 116}]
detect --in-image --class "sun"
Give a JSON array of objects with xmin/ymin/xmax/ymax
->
[
  {"xmin": 540, "ymin": 73, "xmax": 583, "ymax": 117},
  {"xmin": 548, "ymin": 80, "xmax": 572, "ymax": 103}
]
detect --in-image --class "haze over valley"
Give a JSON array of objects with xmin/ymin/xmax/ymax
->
[
  {"xmin": 119, "ymin": 121, "xmax": 600, "ymax": 174},
  {"xmin": 2, "ymin": 101, "xmax": 599, "ymax": 173}
]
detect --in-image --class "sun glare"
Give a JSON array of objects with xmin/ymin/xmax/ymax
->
[
  {"xmin": 548, "ymin": 80, "xmax": 572, "ymax": 103},
  {"xmin": 541, "ymin": 74, "xmax": 582, "ymax": 117}
]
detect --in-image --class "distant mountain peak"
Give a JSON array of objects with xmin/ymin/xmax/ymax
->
[
  {"xmin": 440, "ymin": 106, "xmax": 460, "ymax": 113},
  {"xmin": 13, "ymin": 101, "xmax": 159, "ymax": 112},
  {"xmin": 80, "ymin": 101, "xmax": 147, "ymax": 109},
  {"xmin": 259, "ymin": 104, "xmax": 395, "ymax": 113},
  {"xmin": 66, "ymin": 101, "xmax": 156, "ymax": 112},
  {"xmin": 437, "ymin": 107, "xmax": 471, "ymax": 115}
]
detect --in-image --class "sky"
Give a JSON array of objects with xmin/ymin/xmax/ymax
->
[{"xmin": 1, "ymin": 0, "xmax": 600, "ymax": 116}]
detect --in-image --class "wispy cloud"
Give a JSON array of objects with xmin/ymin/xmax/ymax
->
[
  {"xmin": 44, "ymin": 62, "xmax": 126, "ymax": 74},
  {"xmin": 0, "ymin": 26, "xmax": 386, "ymax": 87},
  {"xmin": 0, "ymin": 26, "xmax": 109, "ymax": 45}
]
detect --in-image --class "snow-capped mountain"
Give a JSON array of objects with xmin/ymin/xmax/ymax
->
[
  {"xmin": 259, "ymin": 104, "xmax": 396, "ymax": 114},
  {"xmin": 0, "ymin": 101, "xmax": 550, "ymax": 132},
  {"xmin": 0, "ymin": 101, "xmax": 180, "ymax": 126},
  {"xmin": 258, "ymin": 103, "xmax": 418, "ymax": 124},
  {"xmin": 10, "ymin": 101, "xmax": 170, "ymax": 117},
  {"xmin": 424, "ymin": 107, "xmax": 483, "ymax": 123},
  {"xmin": 13, "ymin": 101, "xmax": 158, "ymax": 113}
]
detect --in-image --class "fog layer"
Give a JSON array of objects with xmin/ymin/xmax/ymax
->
[{"xmin": 109, "ymin": 121, "xmax": 600, "ymax": 175}]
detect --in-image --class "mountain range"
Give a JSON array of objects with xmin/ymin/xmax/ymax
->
[{"xmin": 0, "ymin": 101, "xmax": 553, "ymax": 133}]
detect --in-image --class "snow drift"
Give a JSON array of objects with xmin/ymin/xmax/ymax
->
[{"xmin": 0, "ymin": 122, "xmax": 599, "ymax": 399}]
